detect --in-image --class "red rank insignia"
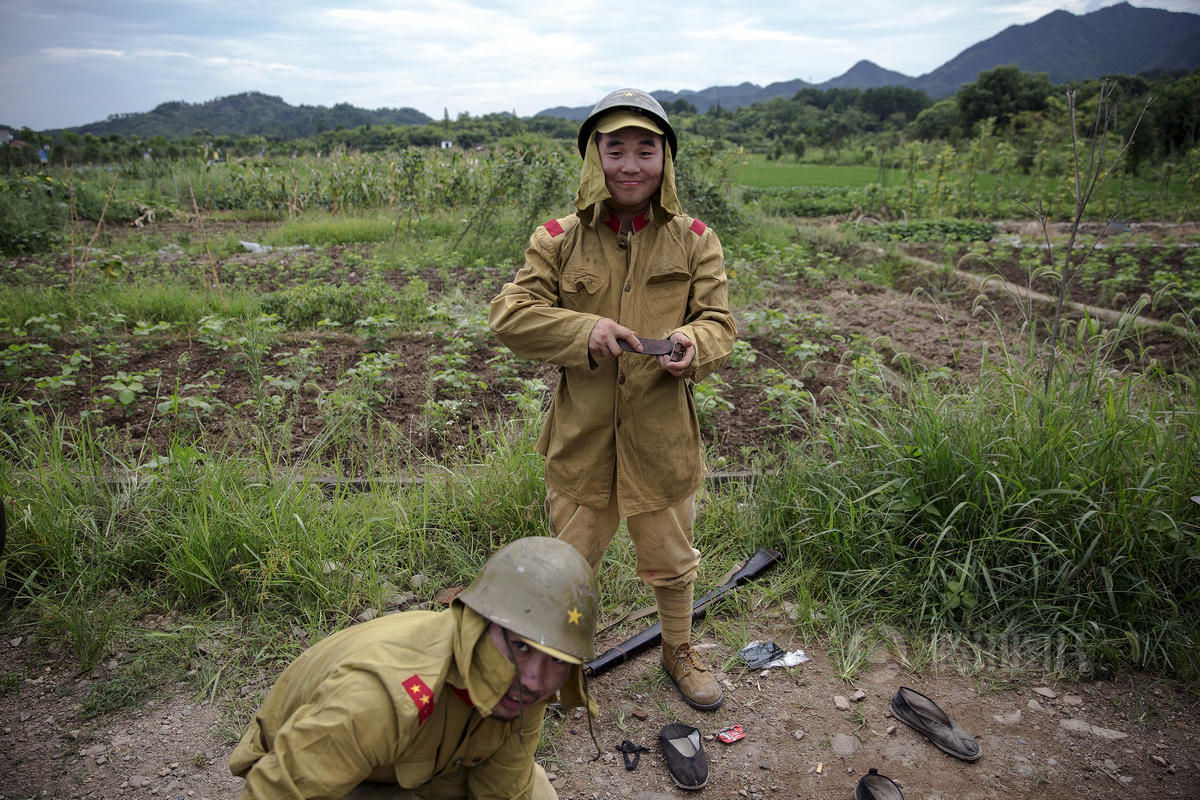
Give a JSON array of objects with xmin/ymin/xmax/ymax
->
[{"xmin": 403, "ymin": 675, "xmax": 435, "ymax": 723}]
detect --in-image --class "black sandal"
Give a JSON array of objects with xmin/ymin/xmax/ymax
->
[{"xmin": 615, "ymin": 739, "xmax": 648, "ymax": 771}]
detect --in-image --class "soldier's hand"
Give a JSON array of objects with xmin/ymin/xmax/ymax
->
[
  {"xmin": 658, "ymin": 333, "xmax": 694, "ymax": 377},
  {"xmin": 588, "ymin": 318, "xmax": 640, "ymax": 361}
]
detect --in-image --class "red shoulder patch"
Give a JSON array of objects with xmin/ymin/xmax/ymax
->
[
  {"xmin": 544, "ymin": 218, "xmax": 564, "ymax": 237},
  {"xmin": 403, "ymin": 675, "xmax": 435, "ymax": 723},
  {"xmin": 690, "ymin": 219, "xmax": 707, "ymax": 236}
]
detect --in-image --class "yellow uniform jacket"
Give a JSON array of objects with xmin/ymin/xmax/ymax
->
[
  {"xmin": 230, "ymin": 606, "xmax": 544, "ymax": 799},
  {"xmin": 489, "ymin": 203, "xmax": 736, "ymax": 516}
]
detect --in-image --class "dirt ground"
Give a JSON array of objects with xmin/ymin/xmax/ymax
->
[{"xmin": 3, "ymin": 607, "xmax": 1198, "ymax": 800}]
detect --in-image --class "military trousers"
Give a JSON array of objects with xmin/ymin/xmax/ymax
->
[{"xmin": 546, "ymin": 482, "xmax": 699, "ymax": 591}]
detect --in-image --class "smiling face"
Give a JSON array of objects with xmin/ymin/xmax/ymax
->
[
  {"xmin": 597, "ymin": 126, "xmax": 665, "ymax": 220},
  {"xmin": 486, "ymin": 623, "xmax": 572, "ymax": 720}
]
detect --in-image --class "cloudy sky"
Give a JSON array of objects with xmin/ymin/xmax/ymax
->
[{"xmin": 2, "ymin": 0, "xmax": 1197, "ymax": 130}]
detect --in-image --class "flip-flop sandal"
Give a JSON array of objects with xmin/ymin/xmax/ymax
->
[
  {"xmin": 615, "ymin": 739, "xmax": 648, "ymax": 771},
  {"xmin": 890, "ymin": 686, "xmax": 981, "ymax": 761},
  {"xmin": 856, "ymin": 767, "xmax": 905, "ymax": 799}
]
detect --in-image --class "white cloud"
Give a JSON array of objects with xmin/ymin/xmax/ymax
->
[{"xmin": 39, "ymin": 47, "xmax": 125, "ymax": 60}]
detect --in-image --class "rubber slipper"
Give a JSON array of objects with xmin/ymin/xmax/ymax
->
[
  {"xmin": 658, "ymin": 722, "xmax": 709, "ymax": 790},
  {"xmin": 890, "ymin": 686, "xmax": 981, "ymax": 761},
  {"xmin": 856, "ymin": 767, "xmax": 904, "ymax": 799}
]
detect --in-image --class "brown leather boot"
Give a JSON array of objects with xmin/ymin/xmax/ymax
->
[{"xmin": 662, "ymin": 642, "xmax": 723, "ymax": 710}]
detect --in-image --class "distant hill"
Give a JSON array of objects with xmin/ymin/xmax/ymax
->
[
  {"xmin": 58, "ymin": 91, "xmax": 432, "ymax": 140},
  {"xmin": 536, "ymin": 2, "xmax": 1200, "ymax": 118},
  {"xmin": 914, "ymin": 2, "xmax": 1200, "ymax": 97}
]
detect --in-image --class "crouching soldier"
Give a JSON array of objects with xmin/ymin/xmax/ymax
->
[{"xmin": 230, "ymin": 537, "xmax": 598, "ymax": 799}]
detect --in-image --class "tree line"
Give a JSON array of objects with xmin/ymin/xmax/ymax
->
[{"xmin": 3, "ymin": 67, "xmax": 1197, "ymax": 173}]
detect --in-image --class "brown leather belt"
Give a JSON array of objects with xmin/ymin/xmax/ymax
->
[{"xmin": 620, "ymin": 338, "xmax": 686, "ymax": 361}]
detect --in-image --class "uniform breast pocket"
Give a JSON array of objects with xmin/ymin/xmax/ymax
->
[
  {"xmin": 561, "ymin": 266, "xmax": 609, "ymax": 312},
  {"xmin": 645, "ymin": 264, "xmax": 691, "ymax": 305}
]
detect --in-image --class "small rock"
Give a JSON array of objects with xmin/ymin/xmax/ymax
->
[
  {"xmin": 992, "ymin": 710, "xmax": 1022, "ymax": 726},
  {"xmin": 546, "ymin": 772, "xmax": 557, "ymax": 781},
  {"xmin": 106, "ymin": 659, "xmax": 119, "ymax": 671},
  {"xmin": 384, "ymin": 592, "xmax": 417, "ymax": 611},
  {"xmin": 631, "ymin": 708, "xmax": 648, "ymax": 720},
  {"xmin": 1032, "ymin": 687, "xmax": 1057, "ymax": 699},
  {"xmin": 1103, "ymin": 758, "xmax": 1120, "ymax": 771},
  {"xmin": 1060, "ymin": 718, "xmax": 1129, "ymax": 740},
  {"xmin": 792, "ymin": 730, "xmax": 805, "ymax": 741},
  {"xmin": 850, "ymin": 689, "xmax": 866, "ymax": 702},
  {"xmin": 410, "ymin": 573, "xmax": 428, "ymax": 590},
  {"xmin": 886, "ymin": 725, "xmax": 896, "ymax": 735},
  {"xmin": 1119, "ymin": 776, "xmax": 1133, "ymax": 785},
  {"xmin": 128, "ymin": 776, "xmax": 151, "ymax": 788},
  {"xmin": 434, "ymin": 585, "xmax": 464, "ymax": 605},
  {"xmin": 1027, "ymin": 699, "xmax": 1045, "ymax": 712},
  {"xmin": 833, "ymin": 695, "xmax": 851, "ymax": 711},
  {"xmin": 760, "ymin": 763, "xmax": 770, "ymax": 770},
  {"xmin": 1063, "ymin": 694, "xmax": 1084, "ymax": 705},
  {"xmin": 831, "ymin": 733, "xmax": 859, "ymax": 757},
  {"xmin": 1151, "ymin": 755, "xmax": 1168, "ymax": 767},
  {"xmin": 10, "ymin": 636, "xmax": 23, "ymax": 647},
  {"xmin": 1016, "ymin": 763, "xmax": 1035, "ymax": 777},
  {"xmin": 1047, "ymin": 757, "xmax": 1058, "ymax": 766}
]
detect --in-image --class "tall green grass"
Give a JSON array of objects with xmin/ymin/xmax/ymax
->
[{"xmin": 750, "ymin": 338, "xmax": 1199, "ymax": 676}]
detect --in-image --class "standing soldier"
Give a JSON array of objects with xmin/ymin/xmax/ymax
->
[
  {"xmin": 489, "ymin": 88, "xmax": 736, "ymax": 711},
  {"xmin": 230, "ymin": 537, "xmax": 598, "ymax": 799}
]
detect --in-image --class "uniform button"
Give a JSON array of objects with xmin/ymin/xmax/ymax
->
[
  {"xmin": 624, "ymin": 283, "xmax": 631, "ymax": 292},
  {"xmin": 616, "ymin": 418, "xmax": 622, "ymax": 427},
  {"xmin": 618, "ymin": 374, "xmax": 625, "ymax": 384}
]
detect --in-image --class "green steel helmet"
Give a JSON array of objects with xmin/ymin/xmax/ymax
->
[
  {"xmin": 458, "ymin": 537, "xmax": 598, "ymax": 664},
  {"xmin": 577, "ymin": 87, "xmax": 678, "ymax": 158}
]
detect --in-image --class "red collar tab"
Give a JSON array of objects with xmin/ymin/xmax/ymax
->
[
  {"xmin": 690, "ymin": 219, "xmax": 707, "ymax": 236},
  {"xmin": 450, "ymin": 684, "xmax": 474, "ymax": 708},
  {"xmin": 404, "ymin": 675, "xmax": 436, "ymax": 723},
  {"xmin": 544, "ymin": 218, "xmax": 564, "ymax": 237},
  {"xmin": 603, "ymin": 208, "xmax": 651, "ymax": 235}
]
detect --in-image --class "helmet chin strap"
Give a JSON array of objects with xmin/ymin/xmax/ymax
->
[{"xmin": 500, "ymin": 633, "xmax": 528, "ymax": 741}]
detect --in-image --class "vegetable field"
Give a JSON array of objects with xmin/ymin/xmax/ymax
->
[{"xmin": 1, "ymin": 140, "xmax": 1198, "ymax": 754}]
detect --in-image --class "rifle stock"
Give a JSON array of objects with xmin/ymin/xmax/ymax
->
[{"xmin": 584, "ymin": 548, "xmax": 782, "ymax": 678}]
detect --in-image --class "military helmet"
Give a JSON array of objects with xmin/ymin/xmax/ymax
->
[
  {"xmin": 458, "ymin": 537, "xmax": 598, "ymax": 664},
  {"xmin": 577, "ymin": 87, "xmax": 678, "ymax": 158}
]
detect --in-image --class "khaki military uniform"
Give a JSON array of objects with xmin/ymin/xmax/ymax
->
[
  {"xmin": 230, "ymin": 606, "xmax": 553, "ymax": 800},
  {"xmin": 489, "ymin": 202, "xmax": 735, "ymax": 517}
]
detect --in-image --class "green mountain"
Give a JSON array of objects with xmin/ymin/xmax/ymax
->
[
  {"xmin": 537, "ymin": 2, "xmax": 1200, "ymax": 118},
  {"xmin": 914, "ymin": 2, "xmax": 1200, "ymax": 97},
  {"xmin": 60, "ymin": 91, "xmax": 432, "ymax": 140}
]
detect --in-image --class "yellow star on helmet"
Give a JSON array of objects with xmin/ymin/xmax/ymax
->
[{"xmin": 567, "ymin": 606, "xmax": 582, "ymax": 625}]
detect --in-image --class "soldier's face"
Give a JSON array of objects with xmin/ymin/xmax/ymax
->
[
  {"xmin": 487, "ymin": 623, "xmax": 572, "ymax": 719},
  {"xmin": 597, "ymin": 127, "xmax": 664, "ymax": 218}
]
